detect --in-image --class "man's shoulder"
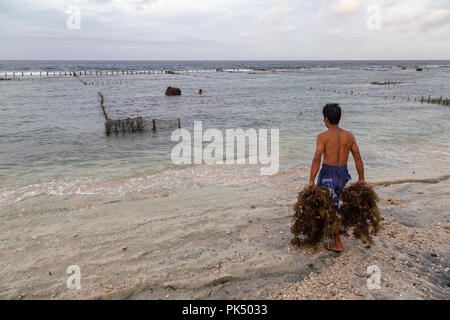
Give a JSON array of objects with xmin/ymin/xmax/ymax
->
[
  {"xmin": 317, "ymin": 131, "xmax": 329, "ymax": 140},
  {"xmin": 319, "ymin": 129, "xmax": 334, "ymax": 136},
  {"xmin": 340, "ymin": 128, "xmax": 355, "ymax": 139}
]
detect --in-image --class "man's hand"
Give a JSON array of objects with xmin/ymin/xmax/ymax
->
[
  {"xmin": 357, "ymin": 179, "xmax": 368, "ymax": 186},
  {"xmin": 306, "ymin": 182, "xmax": 317, "ymax": 190}
]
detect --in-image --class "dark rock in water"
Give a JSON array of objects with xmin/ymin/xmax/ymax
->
[
  {"xmin": 165, "ymin": 87, "xmax": 181, "ymax": 96},
  {"xmin": 0, "ymin": 78, "xmax": 12, "ymax": 81},
  {"xmin": 291, "ymin": 186, "xmax": 340, "ymax": 247},
  {"xmin": 416, "ymin": 68, "xmax": 423, "ymax": 72}
]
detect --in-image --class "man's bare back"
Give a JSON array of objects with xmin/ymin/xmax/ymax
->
[{"xmin": 320, "ymin": 128, "xmax": 356, "ymax": 167}]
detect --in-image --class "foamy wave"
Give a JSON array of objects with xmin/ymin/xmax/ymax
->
[{"xmin": 1, "ymin": 165, "xmax": 304, "ymax": 207}]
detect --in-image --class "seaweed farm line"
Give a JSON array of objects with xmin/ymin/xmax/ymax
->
[
  {"xmin": 1, "ymin": 64, "xmax": 441, "ymax": 77},
  {"xmin": 104, "ymin": 117, "xmax": 181, "ymax": 135},
  {"xmin": 3, "ymin": 70, "xmax": 221, "ymax": 77},
  {"xmin": 1, "ymin": 67, "xmax": 316, "ymax": 77},
  {"xmin": 309, "ymin": 87, "xmax": 449, "ymax": 106},
  {"xmin": 98, "ymin": 91, "xmax": 181, "ymax": 136}
]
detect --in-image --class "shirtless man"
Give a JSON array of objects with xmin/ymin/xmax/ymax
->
[{"xmin": 307, "ymin": 103, "xmax": 367, "ymax": 253}]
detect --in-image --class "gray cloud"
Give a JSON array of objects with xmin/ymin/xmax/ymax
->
[{"xmin": 0, "ymin": 0, "xmax": 449, "ymax": 59}]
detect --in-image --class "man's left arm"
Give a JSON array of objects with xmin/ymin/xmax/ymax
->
[{"xmin": 350, "ymin": 135, "xmax": 367, "ymax": 186}]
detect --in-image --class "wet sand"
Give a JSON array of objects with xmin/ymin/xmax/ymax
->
[{"xmin": 0, "ymin": 166, "xmax": 448, "ymax": 300}]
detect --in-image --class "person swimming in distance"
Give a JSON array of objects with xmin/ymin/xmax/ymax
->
[{"xmin": 194, "ymin": 89, "xmax": 203, "ymax": 94}]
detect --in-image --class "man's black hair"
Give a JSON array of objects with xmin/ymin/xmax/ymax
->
[{"xmin": 323, "ymin": 103, "xmax": 341, "ymax": 125}]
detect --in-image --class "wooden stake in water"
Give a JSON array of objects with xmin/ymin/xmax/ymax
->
[{"xmin": 105, "ymin": 121, "xmax": 111, "ymax": 136}]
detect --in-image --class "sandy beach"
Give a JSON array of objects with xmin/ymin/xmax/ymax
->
[{"xmin": 1, "ymin": 163, "xmax": 448, "ymax": 300}]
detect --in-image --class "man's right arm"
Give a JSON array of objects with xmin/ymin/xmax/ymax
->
[
  {"xmin": 307, "ymin": 134, "xmax": 325, "ymax": 189},
  {"xmin": 350, "ymin": 135, "xmax": 367, "ymax": 186}
]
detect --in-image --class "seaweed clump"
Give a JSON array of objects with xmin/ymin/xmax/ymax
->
[
  {"xmin": 340, "ymin": 183, "xmax": 382, "ymax": 244},
  {"xmin": 291, "ymin": 186, "xmax": 340, "ymax": 247}
]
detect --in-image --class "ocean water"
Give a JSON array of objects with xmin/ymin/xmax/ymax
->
[
  {"xmin": 0, "ymin": 60, "xmax": 449, "ymax": 299},
  {"xmin": 1, "ymin": 61, "xmax": 449, "ymax": 199}
]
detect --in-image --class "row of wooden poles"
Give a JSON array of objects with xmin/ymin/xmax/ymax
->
[
  {"xmin": 105, "ymin": 117, "xmax": 182, "ymax": 135},
  {"xmin": 2, "ymin": 67, "xmax": 318, "ymax": 77},
  {"xmin": 419, "ymin": 96, "xmax": 449, "ymax": 105},
  {"xmin": 340, "ymin": 66, "xmax": 426, "ymax": 71},
  {"xmin": 98, "ymin": 92, "xmax": 110, "ymax": 121},
  {"xmin": 105, "ymin": 117, "xmax": 146, "ymax": 135},
  {"xmin": 3, "ymin": 70, "xmax": 206, "ymax": 76},
  {"xmin": 3, "ymin": 70, "xmax": 218, "ymax": 77},
  {"xmin": 98, "ymin": 92, "xmax": 181, "ymax": 136},
  {"xmin": 6, "ymin": 66, "xmax": 448, "ymax": 77},
  {"xmin": 309, "ymin": 87, "xmax": 449, "ymax": 105}
]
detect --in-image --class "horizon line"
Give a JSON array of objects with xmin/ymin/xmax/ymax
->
[{"xmin": 1, "ymin": 59, "xmax": 450, "ymax": 62}]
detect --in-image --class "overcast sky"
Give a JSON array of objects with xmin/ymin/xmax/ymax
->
[{"xmin": 0, "ymin": 0, "xmax": 449, "ymax": 60}]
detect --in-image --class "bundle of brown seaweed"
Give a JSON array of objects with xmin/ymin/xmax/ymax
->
[
  {"xmin": 291, "ymin": 186, "xmax": 340, "ymax": 247},
  {"xmin": 340, "ymin": 183, "xmax": 382, "ymax": 243}
]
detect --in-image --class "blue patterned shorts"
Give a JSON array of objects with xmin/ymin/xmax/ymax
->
[{"xmin": 318, "ymin": 164, "xmax": 351, "ymax": 210}]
